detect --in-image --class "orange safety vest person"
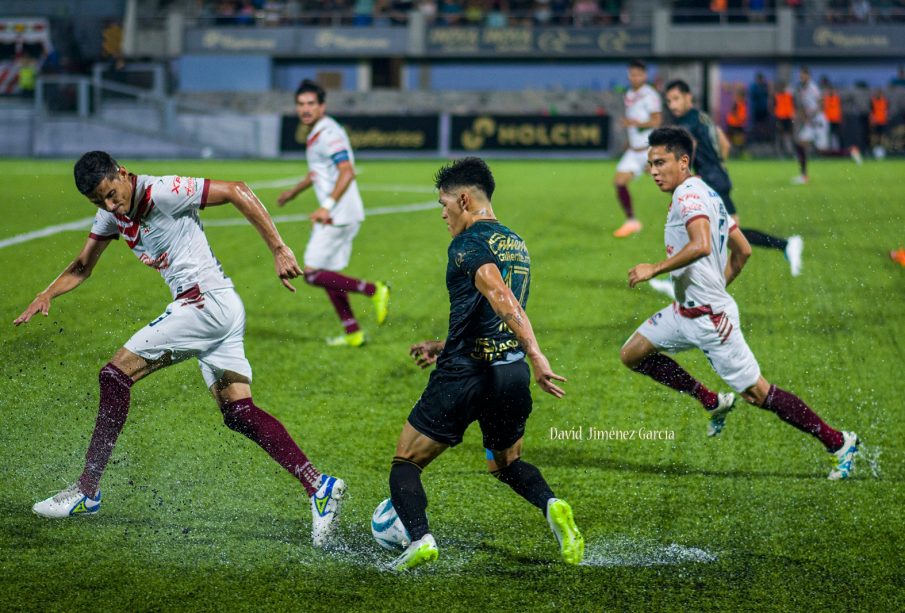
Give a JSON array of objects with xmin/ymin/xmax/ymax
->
[
  {"xmin": 727, "ymin": 98, "xmax": 748, "ymax": 127},
  {"xmin": 870, "ymin": 95, "xmax": 888, "ymax": 126},
  {"xmin": 774, "ymin": 91, "xmax": 794, "ymax": 120},
  {"xmin": 824, "ymin": 92, "xmax": 842, "ymax": 124}
]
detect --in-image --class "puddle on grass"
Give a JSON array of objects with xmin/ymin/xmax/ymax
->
[{"xmin": 581, "ymin": 535, "xmax": 718, "ymax": 567}]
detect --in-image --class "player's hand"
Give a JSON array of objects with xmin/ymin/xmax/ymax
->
[
  {"xmin": 528, "ymin": 352, "xmax": 567, "ymax": 398},
  {"xmin": 622, "ymin": 117, "xmax": 637, "ymax": 128},
  {"xmin": 310, "ymin": 207, "xmax": 333, "ymax": 225},
  {"xmin": 409, "ymin": 340, "xmax": 444, "ymax": 369},
  {"xmin": 14, "ymin": 293, "xmax": 51, "ymax": 326},
  {"xmin": 276, "ymin": 190, "xmax": 295, "ymax": 207},
  {"xmin": 273, "ymin": 245, "xmax": 303, "ymax": 292},
  {"xmin": 628, "ymin": 263, "xmax": 657, "ymax": 288}
]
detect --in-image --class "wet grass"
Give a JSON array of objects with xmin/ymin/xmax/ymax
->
[{"xmin": 1, "ymin": 158, "xmax": 903, "ymax": 611}]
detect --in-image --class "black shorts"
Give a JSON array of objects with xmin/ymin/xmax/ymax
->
[
  {"xmin": 716, "ymin": 188, "xmax": 737, "ymax": 215},
  {"xmin": 408, "ymin": 360, "xmax": 532, "ymax": 450},
  {"xmin": 778, "ymin": 118, "xmax": 793, "ymax": 132}
]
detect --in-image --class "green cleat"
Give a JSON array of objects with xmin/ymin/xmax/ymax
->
[
  {"xmin": 326, "ymin": 330, "xmax": 366, "ymax": 347},
  {"xmin": 546, "ymin": 498, "xmax": 584, "ymax": 565},
  {"xmin": 372, "ymin": 282, "xmax": 391, "ymax": 326},
  {"xmin": 391, "ymin": 534, "xmax": 438, "ymax": 571}
]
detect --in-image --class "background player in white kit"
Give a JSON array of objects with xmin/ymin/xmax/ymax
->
[
  {"xmin": 619, "ymin": 127, "xmax": 859, "ymax": 480},
  {"xmin": 16, "ymin": 151, "xmax": 346, "ymax": 545},
  {"xmin": 612, "ymin": 60, "xmax": 662, "ymax": 238},
  {"xmin": 792, "ymin": 66, "xmax": 861, "ymax": 184},
  {"xmin": 278, "ymin": 79, "xmax": 390, "ymax": 348}
]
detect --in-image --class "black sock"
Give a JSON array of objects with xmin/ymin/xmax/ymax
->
[
  {"xmin": 389, "ymin": 458, "xmax": 430, "ymax": 541},
  {"xmin": 491, "ymin": 459, "xmax": 555, "ymax": 512},
  {"xmin": 742, "ymin": 228, "xmax": 788, "ymax": 251}
]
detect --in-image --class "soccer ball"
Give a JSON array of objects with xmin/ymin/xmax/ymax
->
[{"xmin": 371, "ymin": 498, "xmax": 410, "ymax": 551}]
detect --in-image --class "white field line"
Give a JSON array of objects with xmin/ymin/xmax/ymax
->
[{"xmin": 0, "ymin": 177, "xmax": 437, "ymax": 249}]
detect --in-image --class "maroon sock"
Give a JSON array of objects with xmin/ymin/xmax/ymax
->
[
  {"xmin": 794, "ymin": 143, "xmax": 807, "ymax": 176},
  {"xmin": 761, "ymin": 385, "xmax": 844, "ymax": 452},
  {"xmin": 633, "ymin": 353, "xmax": 719, "ymax": 410},
  {"xmin": 221, "ymin": 398, "xmax": 322, "ymax": 496},
  {"xmin": 325, "ymin": 288, "xmax": 360, "ymax": 333},
  {"xmin": 305, "ymin": 270, "xmax": 375, "ymax": 296},
  {"xmin": 77, "ymin": 363, "xmax": 133, "ymax": 496},
  {"xmin": 616, "ymin": 185, "xmax": 634, "ymax": 219}
]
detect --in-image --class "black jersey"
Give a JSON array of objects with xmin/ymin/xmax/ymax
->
[
  {"xmin": 675, "ymin": 108, "xmax": 732, "ymax": 193},
  {"xmin": 439, "ymin": 220, "xmax": 530, "ymax": 367}
]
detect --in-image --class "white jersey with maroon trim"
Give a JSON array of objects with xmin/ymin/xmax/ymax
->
[
  {"xmin": 89, "ymin": 174, "xmax": 233, "ymax": 299},
  {"xmin": 664, "ymin": 177, "xmax": 735, "ymax": 313},
  {"xmin": 306, "ymin": 115, "xmax": 365, "ymax": 226},
  {"xmin": 797, "ymin": 79, "xmax": 822, "ymax": 119},
  {"xmin": 625, "ymin": 83, "xmax": 662, "ymax": 150}
]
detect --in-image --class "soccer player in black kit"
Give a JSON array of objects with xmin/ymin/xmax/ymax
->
[
  {"xmin": 386, "ymin": 157, "xmax": 584, "ymax": 571},
  {"xmin": 661, "ymin": 80, "xmax": 804, "ymax": 285}
]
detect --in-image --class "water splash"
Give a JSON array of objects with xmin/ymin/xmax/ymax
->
[{"xmin": 581, "ymin": 535, "xmax": 718, "ymax": 567}]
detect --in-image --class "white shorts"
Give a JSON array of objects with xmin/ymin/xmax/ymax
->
[
  {"xmin": 304, "ymin": 222, "xmax": 361, "ymax": 271},
  {"xmin": 797, "ymin": 113, "xmax": 830, "ymax": 150},
  {"xmin": 124, "ymin": 287, "xmax": 252, "ymax": 389},
  {"xmin": 616, "ymin": 148, "xmax": 650, "ymax": 178},
  {"xmin": 634, "ymin": 302, "xmax": 761, "ymax": 393}
]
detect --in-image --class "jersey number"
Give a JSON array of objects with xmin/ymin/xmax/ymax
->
[{"xmin": 718, "ymin": 219, "xmax": 726, "ymax": 253}]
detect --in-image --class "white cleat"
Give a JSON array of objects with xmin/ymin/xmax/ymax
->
[
  {"xmin": 706, "ymin": 393, "xmax": 736, "ymax": 437},
  {"xmin": 828, "ymin": 431, "xmax": 859, "ymax": 480},
  {"xmin": 849, "ymin": 146, "xmax": 863, "ymax": 165},
  {"xmin": 785, "ymin": 235, "xmax": 804, "ymax": 277},
  {"xmin": 390, "ymin": 533, "xmax": 439, "ymax": 571},
  {"xmin": 310, "ymin": 475, "xmax": 346, "ymax": 547},
  {"xmin": 791, "ymin": 175, "xmax": 809, "ymax": 185},
  {"xmin": 33, "ymin": 484, "xmax": 101, "ymax": 518},
  {"xmin": 648, "ymin": 277, "xmax": 676, "ymax": 300}
]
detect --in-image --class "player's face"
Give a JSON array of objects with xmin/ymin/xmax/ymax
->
[
  {"xmin": 88, "ymin": 166, "xmax": 133, "ymax": 215},
  {"xmin": 439, "ymin": 188, "xmax": 467, "ymax": 237},
  {"xmin": 665, "ymin": 88, "xmax": 693, "ymax": 117},
  {"xmin": 296, "ymin": 92, "xmax": 325, "ymax": 126},
  {"xmin": 648, "ymin": 145, "xmax": 690, "ymax": 193},
  {"xmin": 628, "ymin": 67, "xmax": 647, "ymax": 90}
]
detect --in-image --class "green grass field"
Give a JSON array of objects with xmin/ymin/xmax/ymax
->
[{"xmin": 1, "ymin": 157, "xmax": 903, "ymax": 611}]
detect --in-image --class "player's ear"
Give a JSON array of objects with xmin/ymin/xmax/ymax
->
[{"xmin": 458, "ymin": 191, "xmax": 469, "ymax": 211}]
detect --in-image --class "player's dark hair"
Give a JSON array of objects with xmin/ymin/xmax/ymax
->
[
  {"xmin": 295, "ymin": 79, "xmax": 325, "ymax": 103},
  {"xmin": 665, "ymin": 79, "xmax": 691, "ymax": 95},
  {"xmin": 434, "ymin": 157, "xmax": 495, "ymax": 200},
  {"xmin": 74, "ymin": 151, "xmax": 120, "ymax": 196},
  {"xmin": 648, "ymin": 127, "xmax": 694, "ymax": 163},
  {"xmin": 628, "ymin": 59, "xmax": 647, "ymax": 71}
]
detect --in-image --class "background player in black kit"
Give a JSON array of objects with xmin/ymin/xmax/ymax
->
[
  {"xmin": 386, "ymin": 157, "xmax": 583, "ymax": 571},
  {"xmin": 663, "ymin": 80, "xmax": 804, "ymax": 281}
]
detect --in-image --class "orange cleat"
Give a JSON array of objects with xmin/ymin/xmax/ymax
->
[
  {"xmin": 613, "ymin": 219, "xmax": 643, "ymax": 238},
  {"xmin": 889, "ymin": 248, "xmax": 905, "ymax": 267}
]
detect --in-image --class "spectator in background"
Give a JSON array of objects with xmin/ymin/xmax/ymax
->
[
  {"xmin": 890, "ymin": 66, "xmax": 905, "ymax": 87},
  {"xmin": 390, "ymin": 0, "xmax": 415, "ymax": 24},
  {"xmin": 573, "ymin": 0, "xmax": 601, "ymax": 25},
  {"xmin": 869, "ymin": 88, "xmax": 889, "ymax": 158},
  {"xmin": 850, "ymin": 0, "xmax": 872, "ymax": 21},
  {"xmin": 823, "ymin": 81, "xmax": 843, "ymax": 150},
  {"xmin": 749, "ymin": 72, "xmax": 770, "ymax": 142},
  {"xmin": 726, "ymin": 86, "xmax": 748, "ymax": 157},
  {"xmin": 551, "ymin": 0, "xmax": 571, "ymax": 23},
  {"xmin": 353, "ymin": 0, "xmax": 375, "ymax": 25},
  {"xmin": 463, "ymin": 0, "xmax": 486, "ymax": 25},
  {"xmin": 485, "ymin": 0, "xmax": 508, "ymax": 26},
  {"xmin": 437, "ymin": 0, "xmax": 464, "ymax": 25},
  {"xmin": 746, "ymin": 0, "xmax": 767, "ymax": 22},
  {"xmin": 773, "ymin": 80, "xmax": 795, "ymax": 156},
  {"xmin": 418, "ymin": 0, "xmax": 438, "ymax": 23},
  {"xmin": 533, "ymin": 0, "xmax": 554, "ymax": 25}
]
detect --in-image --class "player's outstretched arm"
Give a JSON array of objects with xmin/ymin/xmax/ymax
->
[
  {"xmin": 628, "ymin": 218, "xmax": 711, "ymax": 288},
  {"xmin": 725, "ymin": 226, "xmax": 752, "ymax": 286},
  {"xmin": 13, "ymin": 237, "xmax": 111, "ymax": 326},
  {"xmin": 410, "ymin": 340, "xmax": 445, "ymax": 369},
  {"xmin": 205, "ymin": 180, "xmax": 303, "ymax": 292},
  {"xmin": 473, "ymin": 263, "xmax": 566, "ymax": 398},
  {"xmin": 276, "ymin": 173, "xmax": 313, "ymax": 207}
]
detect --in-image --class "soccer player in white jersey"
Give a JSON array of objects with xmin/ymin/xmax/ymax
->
[
  {"xmin": 16, "ymin": 151, "xmax": 346, "ymax": 544},
  {"xmin": 620, "ymin": 127, "xmax": 859, "ymax": 480},
  {"xmin": 612, "ymin": 59, "xmax": 662, "ymax": 238},
  {"xmin": 792, "ymin": 67, "xmax": 862, "ymax": 184},
  {"xmin": 278, "ymin": 79, "xmax": 390, "ymax": 348}
]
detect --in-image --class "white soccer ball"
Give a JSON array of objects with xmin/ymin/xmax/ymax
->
[{"xmin": 371, "ymin": 498, "xmax": 410, "ymax": 551}]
